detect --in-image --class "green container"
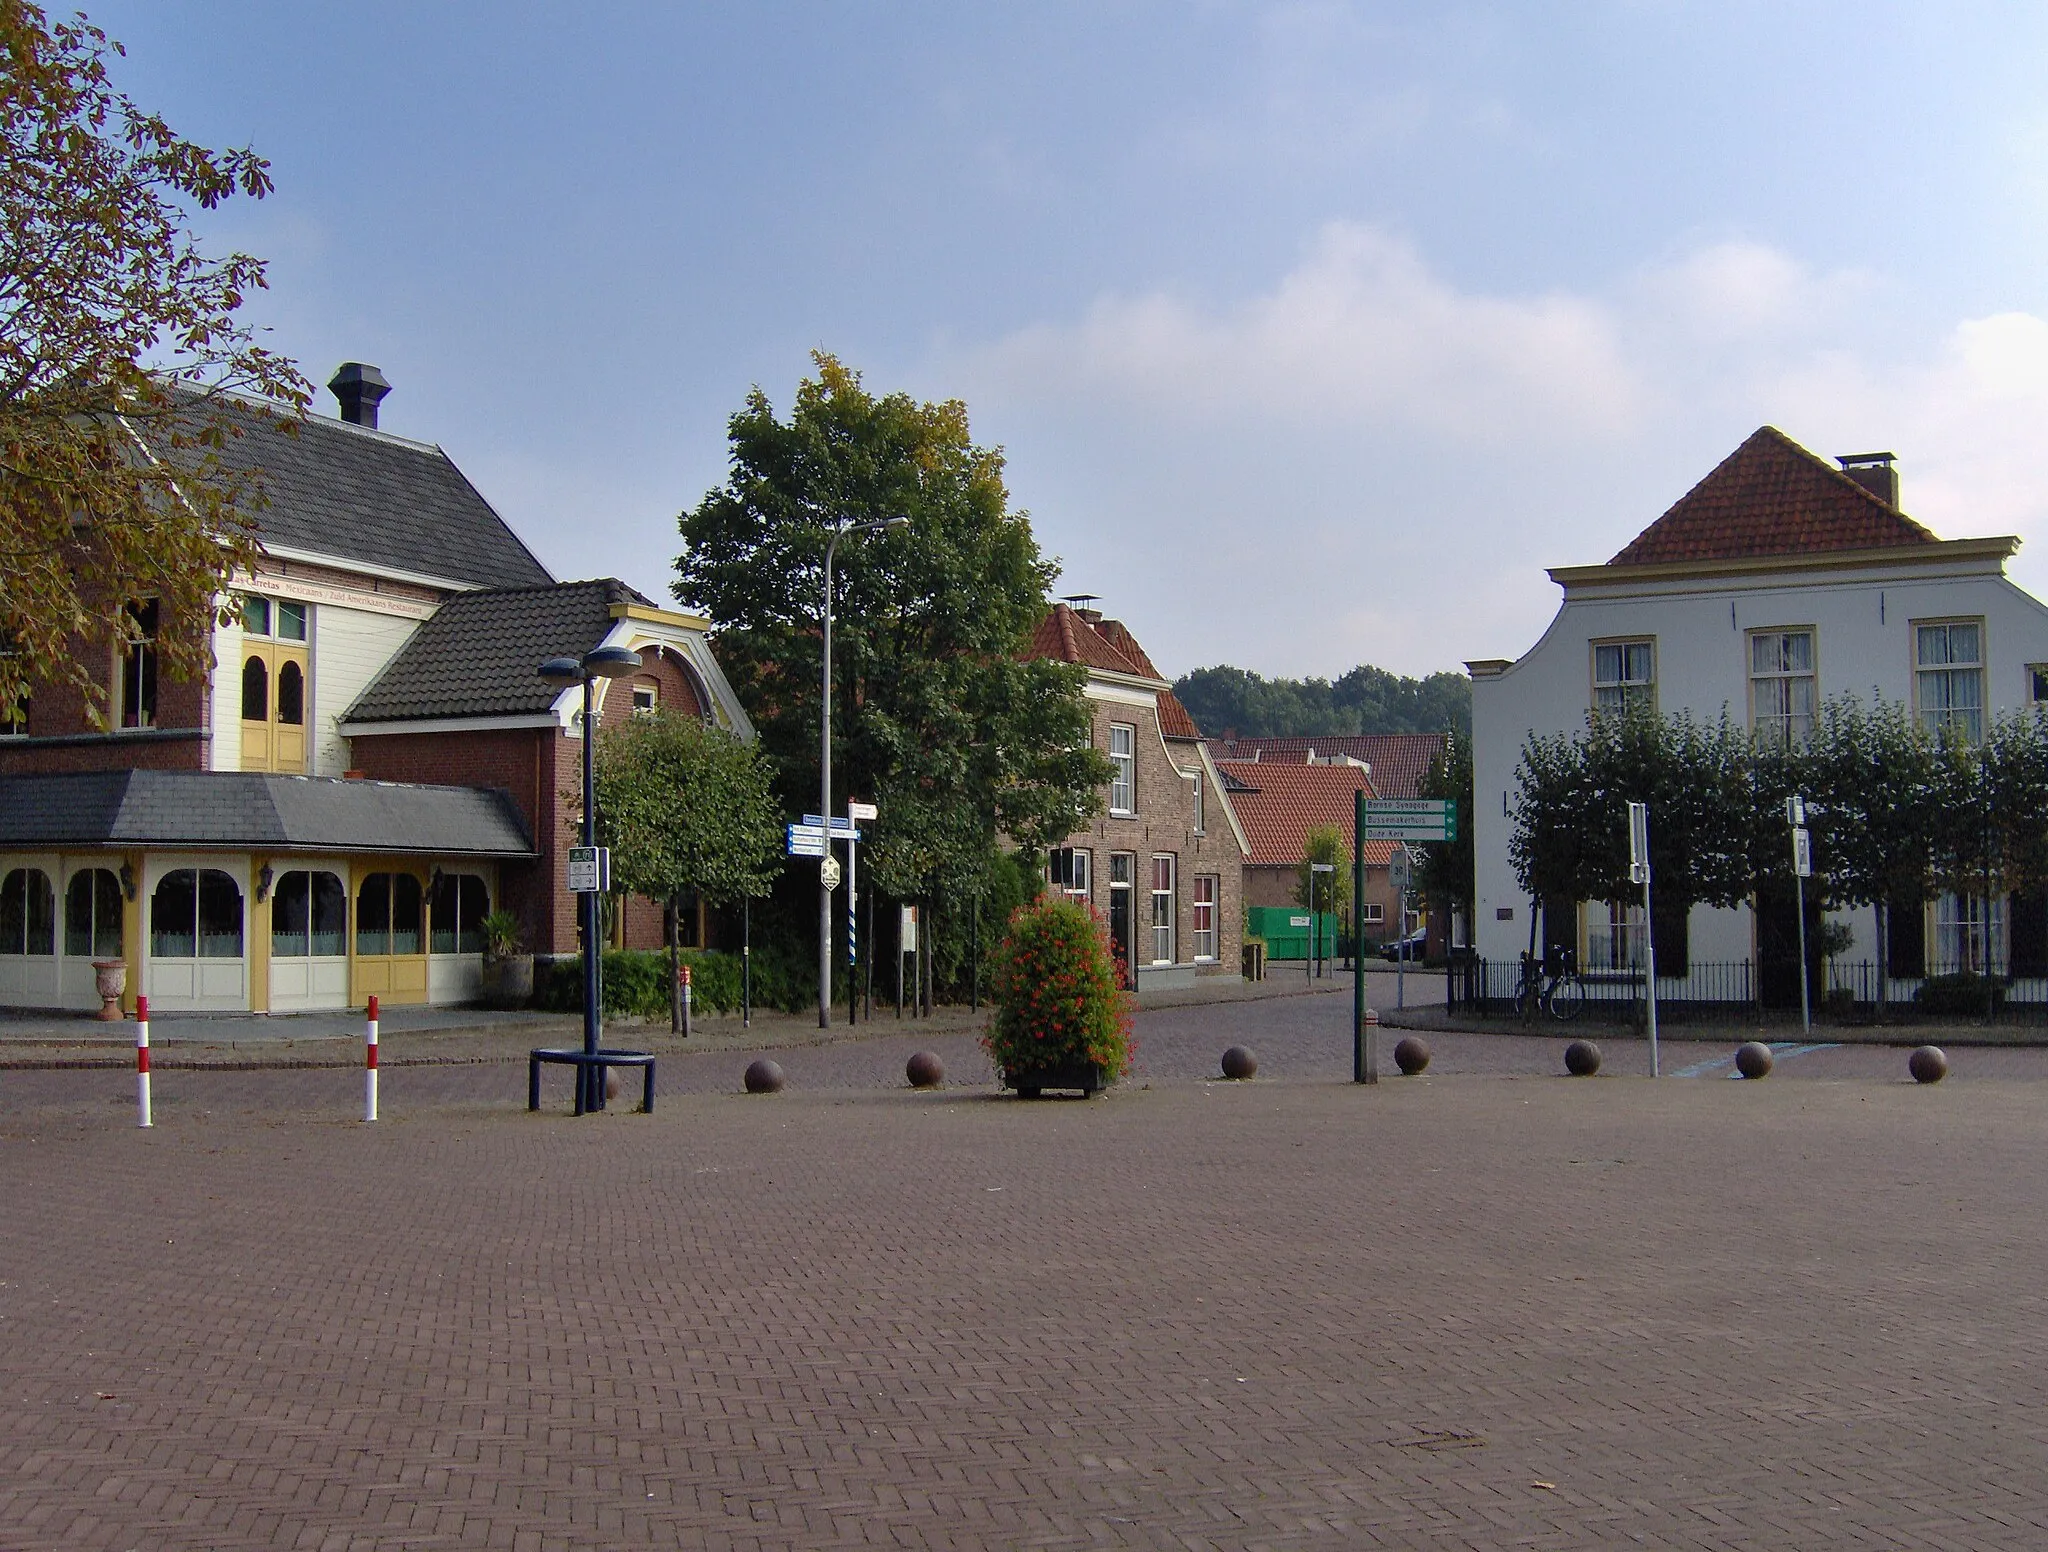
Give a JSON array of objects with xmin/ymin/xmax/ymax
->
[{"xmin": 1247, "ymin": 906, "xmax": 1340, "ymax": 962}]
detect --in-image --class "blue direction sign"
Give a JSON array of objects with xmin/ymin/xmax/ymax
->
[
  {"xmin": 800, "ymin": 815, "xmax": 866, "ymax": 840},
  {"xmin": 786, "ymin": 824, "xmax": 827, "ymax": 858}
]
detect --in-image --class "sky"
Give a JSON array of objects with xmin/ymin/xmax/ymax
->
[{"xmin": 88, "ymin": 2, "xmax": 2048, "ymax": 680}]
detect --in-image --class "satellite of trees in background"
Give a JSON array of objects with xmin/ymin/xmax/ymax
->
[{"xmin": 1173, "ymin": 663, "xmax": 1471, "ymax": 739}]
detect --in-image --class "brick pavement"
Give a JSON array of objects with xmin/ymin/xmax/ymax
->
[{"xmin": 4, "ymin": 987, "xmax": 2048, "ymax": 1549}]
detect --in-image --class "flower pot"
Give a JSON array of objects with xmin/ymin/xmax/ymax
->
[
  {"xmin": 1005, "ymin": 1059, "xmax": 1107, "ymax": 1098},
  {"xmin": 479, "ymin": 952, "xmax": 534, "ymax": 1010},
  {"xmin": 91, "ymin": 959, "xmax": 127, "ymax": 1021}
]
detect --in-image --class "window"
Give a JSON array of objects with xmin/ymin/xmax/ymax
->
[
  {"xmin": 1592, "ymin": 640, "xmax": 1654, "ymax": 716},
  {"xmin": 632, "ymin": 682, "xmax": 659, "ymax": 715},
  {"xmin": 1048, "ymin": 847, "xmax": 1091, "ymax": 901},
  {"xmin": 64, "ymin": 869, "xmax": 122, "ymax": 959},
  {"xmin": 1586, "ymin": 900, "xmax": 1643, "ymax": 972},
  {"xmin": 1917, "ymin": 621, "xmax": 1984, "ymax": 742},
  {"xmin": 242, "ymin": 596, "xmax": 306, "ymax": 642},
  {"xmin": 241, "ymin": 596, "xmax": 269, "ymax": 636},
  {"xmin": 1934, "ymin": 892, "xmax": 2004, "ymax": 975},
  {"xmin": 1108, "ymin": 723, "xmax": 1136, "ymax": 813},
  {"xmin": 0, "ymin": 867, "xmax": 55, "ymax": 955},
  {"xmin": 1191, "ymin": 770, "xmax": 1205, "ymax": 833},
  {"xmin": 1149, "ymin": 854, "xmax": 1176, "ymax": 964},
  {"xmin": 150, "ymin": 869, "xmax": 242, "ymax": 959},
  {"xmin": 428, "ymin": 872, "xmax": 491, "ymax": 954},
  {"xmin": 0, "ymin": 695, "xmax": 26, "ymax": 737},
  {"xmin": 357, "ymin": 872, "xmax": 424, "ymax": 956},
  {"xmin": 1192, "ymin": 874, "xmax": 1218, "ymax": 960},
  {"xmin": 120, "ymin": 600, "xmax": 158, "ymax": 729},
  {"xmin": 1750, "ymin": 630, "xmax": 1816, "ymax": 748},
  {"xmin": 2031, "ymin": 664, "xmax": 2048, "ymax": 707},
  {"xmin": 1361, "ymin": 902, "xmax": 1386, "ymax": 924},
  {"xmin": 271, "ymin": 871, "xmax": 347, "ymax": 957},
  {"xmin": 241, "ymin": 656, "xmax": 268, "ymax": 721}
]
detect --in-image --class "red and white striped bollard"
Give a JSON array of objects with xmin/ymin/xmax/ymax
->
[
  {"xmin": 136, "ymin": 994, "xmax": 151, "ymax": 1127},
  {"xmin": 365, "ymin": 994, "xmax": 379, "ymax": 1122}
]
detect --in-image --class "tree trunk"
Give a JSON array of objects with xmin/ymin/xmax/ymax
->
[{"xmin": 668, "ymin": 892, "xmax": 682, "ymax": 1034}]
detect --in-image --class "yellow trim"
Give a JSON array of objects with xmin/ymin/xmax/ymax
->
[
  {"xmin": 1548, "ymin": 535, "xmax": 2020, "ymax": 590},
  {"xmin": 120, "ymin": 850, "xmax": 143, "ymax": 1015},
  {"xmin": 247, "ymin": 855, "xmax": 271, "ymax": 1013},
  {"xmin": 610, "ymin": 602, "xmax": 712, "ymax": 631}
]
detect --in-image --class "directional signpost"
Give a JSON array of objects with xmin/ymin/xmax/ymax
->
[
  {"xmin": 1361, "ymin": 799, "xmax": 1456, "ymax": 843},
  {"xmin": 791, "ymin": 810, "xmax": 874, "ymax": 1023}
]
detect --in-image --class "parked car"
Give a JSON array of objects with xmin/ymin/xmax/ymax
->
[{"xmin": 1381, "ymin": 928, "xmax": 1428, "ymax": 962}]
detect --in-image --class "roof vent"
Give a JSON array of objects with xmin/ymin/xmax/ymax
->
[
  {"xmin": 1836, "ymin": 451, "xmax": 1898, "ymax": 508},
  {"xmin": 329, "ymin": 362, "xmax": 392, "ymax": 429},
  {"xmin": 1061, "ymin": 592, "xmax": 1104, "ymax": 625}
]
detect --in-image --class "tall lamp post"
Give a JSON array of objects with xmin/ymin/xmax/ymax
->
[
  {"xmin": 540, "ymin": 644, "xmax": 642, "ymax": 1110},
  {"xmin": 818, "ymin": 514, "xmax": 909, "ymax": 1029}
]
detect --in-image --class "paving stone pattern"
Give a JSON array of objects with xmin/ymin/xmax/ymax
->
[{"xmin": 5, "ymin": 989, "xmax": 2048, "ymax": 1549}]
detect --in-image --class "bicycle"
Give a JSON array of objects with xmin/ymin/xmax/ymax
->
[{"xmin": 1514, "ymin": 952, "xmax": 1585, "ymax": 1022}]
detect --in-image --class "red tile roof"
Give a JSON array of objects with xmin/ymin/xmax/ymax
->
[
  {"xmin": 1609, "ymin": 426, "xmax": 1940, "ymax": 566},
  {"xmin": 1023, "ymin": 605, "xmax": 1204, "ymax": 738},
  {"xmin": 1205, "ymin": 734, "xmax": 1446, "ymax": 800},
  {"xmin": 1216, "ymin": 760, "xmax": 1398, "ymax": 867}
]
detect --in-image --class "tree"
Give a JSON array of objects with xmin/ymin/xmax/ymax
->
[
  {"xmin": 673, "ymin": 353, "xmax": 1111, "ymax": 916},
  {"xmin": 593, "ymin": 710, "xmax": 782, "ymax": 1026},
  {"xmin": 1293, "ymin": 823, "xmax": 1353, "ymax": 921},
  {"xmin": 1, "ymin": 3, "xmax": 308, "ymax": 721},
  {"xmin": 1172, "ymin": 661, "xmax": 1472, "ymax": 738},
  {"xmin": 1412, "ymin": 728, "xmax": 1474, "ymax": 934}
]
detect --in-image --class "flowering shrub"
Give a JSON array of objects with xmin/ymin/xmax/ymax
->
[{"xmin": 983, "ymin": 896, "xmax": 1134, "ymax": 1080}]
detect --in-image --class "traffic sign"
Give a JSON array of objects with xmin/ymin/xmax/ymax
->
[
  {"xmin": 1793, "ymin": 826, "xmax": 1813, "ymax": 878},
  {"xmin": 567, "ymin": 846, "xmax": 610, "ymax": 893},
  {"xmin": 786, "ymin": 824, "xmax": 827, "ymax": 858},
  {"xmin": 820, "ymin": 855, "xmax": 842, "ymax": 891},
  {"xmin": 847, "ymin": 801, "xmax": 878, "ymax": 822},
  {"xmin": 1361, "ymin": 798, "xmax": 1456, "ymax": 842},
  {"xmin": 800, "ymin": 815, "xmax": 866, "ymax": 840}
]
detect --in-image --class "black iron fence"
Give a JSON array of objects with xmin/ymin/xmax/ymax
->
[{"xmin": 1447, "ymin": 956, "xmax": 2048, "ymax": 1024}]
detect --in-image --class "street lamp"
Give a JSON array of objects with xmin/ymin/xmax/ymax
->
[
  {"xmin": 819, "ymin": 514, "xmax": 909, "ymax": 1029},
  {"xmin": 540, "ymin": 643, "xmax": 642, "ymax": 1110}
]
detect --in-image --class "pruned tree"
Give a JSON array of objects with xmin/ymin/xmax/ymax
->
[{"xmin": 1, "ymin": 2, "xmax": 308, "ymax": 723}]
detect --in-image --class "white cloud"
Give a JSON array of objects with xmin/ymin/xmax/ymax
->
[{"xmin": 946, "ymin": 225, "xmax": 2048, "ymax": 681}]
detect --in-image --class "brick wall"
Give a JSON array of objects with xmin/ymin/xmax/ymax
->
[
  {"xmin": 0, "ymin": 606, "xmax": 212, "ymax": 774},
  {"xmin": 1048, "ymin": 695, "xmax": 1244, "ymax": 979},
  {"xmin": 1244, "ymin": 861, "xmax": 1403, "ymax": 946}
]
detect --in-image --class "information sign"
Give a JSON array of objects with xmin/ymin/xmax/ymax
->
[
  {"xmin": 567, "ymin": 846, "xmax": 610, "ymax": 893},
  {"xmin": 1361, "ymin": 798, "xmax": 1456, "ymax": 843}
]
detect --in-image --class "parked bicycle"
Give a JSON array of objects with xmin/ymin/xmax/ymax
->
[{"xmin": 1514, "ymin": 950, "xmax": 1585, "ymax": 1022}]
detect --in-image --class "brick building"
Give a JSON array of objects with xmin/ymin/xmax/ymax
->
[
  {"xmin": 1026, "ymin": 602, "xmax": 1248, "ymax": 990},
  {"xmin": 0, "ymin": 365, "xmax": 749, "ymax": 1013}
]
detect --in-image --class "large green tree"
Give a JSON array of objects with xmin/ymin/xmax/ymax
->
[
  {"xmin": 1, "ymin": 2, "xmax": 307, "ymax": 722},
  {"xmin": 1173, "ymin": 663, "xmax": 1471, "ymax": 739},
  {"xmin": 1412, "ymin": 728, "xmax": 1474, "ymax": 932},
  {"xmin": 673, "ymin": 353, "xmax": 1110, "ymax": 907}
]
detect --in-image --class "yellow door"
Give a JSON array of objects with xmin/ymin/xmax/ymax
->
[{"xmin": 350, "ymin": 866, "xmax": 429, "ymax": 1006}]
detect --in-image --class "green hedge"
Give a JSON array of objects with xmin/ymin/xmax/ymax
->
[
  {"xmin": 533, "ymin": 943, "xmax": 823, "ymax": 1018},
  {"xmin": 1913, "ymin": 972, "xmax": 2004, "ymax": 1016}
]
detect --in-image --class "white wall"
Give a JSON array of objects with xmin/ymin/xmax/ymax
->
[
  {"xmin": 309, "ymin": 607, "xmax": 420, "ymax": 776},
  {"xmin": 1472, "ymin": 558, "xmax": 2048, "ymax": 965},
  {"xmin": 208, "ymin": 615, "xmax": 242, "ymax": 772}
]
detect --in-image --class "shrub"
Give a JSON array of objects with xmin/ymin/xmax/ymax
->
[
  {"xmin": 1913, "ymin": 972, "xmax": 2004, "ymax": 1017},
  {"xmin": 534, "ymin": 948, "xmax": 752, "ymax": 1018},
  {"xmin": 983, "ymin": 896, "xmax": 1133, "ymax": 1081}
]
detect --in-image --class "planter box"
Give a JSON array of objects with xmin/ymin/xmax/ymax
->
[
  {"xmin": 1005, "ymin": 1060, "xmax": 1107, "ymax": 1098},
  {"xmin": 480, "ymin": 953, "xmax": 534, "ymax": 1010}
]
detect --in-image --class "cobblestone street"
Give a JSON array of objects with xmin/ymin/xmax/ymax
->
[{"xmin": 5, "ymin": 986, "xmax": 2047, "ymax": 1549}]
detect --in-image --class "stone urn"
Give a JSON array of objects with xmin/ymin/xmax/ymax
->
[{"xmin": 91, "ymin": 959, "xmax": 127, "ymax": 1021}]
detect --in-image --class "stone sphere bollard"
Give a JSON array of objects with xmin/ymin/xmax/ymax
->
[
  {"xmin": 743, "ymin": 1058, "xmax": 786, "ymax": 1095},
  {"xmin": 1735, "ymin": 1041, "xmax": 1774, "ymax": 1080},
  {"xmin": 906, "ymin": 1050, "xmax": 944, "ymax": 1089},
  {"xmin": 1909, "ymin": 1045, "xmax": 1949, "ymax": 1084},
  {"xmin": 1394, "ymin": 1036, "xmax": 1431, "ymax": 1075},
  {"xmin": 1220, "ymin": 1045, "xmax": 1257, "ymax": 1080},
  {"xmin": 604, "ymin": 1067, "xmax": 623, "ymax": 1101},
  {"xmin": 1564, "ymin": 1039, "xmax": 1602, "ymax": 1077}
]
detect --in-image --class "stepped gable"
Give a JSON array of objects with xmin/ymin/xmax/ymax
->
[{"xmin": 1609, "ymin": 426, "xmax": 1940, "ymax": 566}]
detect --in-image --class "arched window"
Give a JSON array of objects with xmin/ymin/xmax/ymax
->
[
  {"xmin": 357, "ymin": 873, "xmax": 423, "ymax": 955},
  {"xmin": 428, "ymin": 873, "xmax": 491, "ymax": 954},
  {"xmin": 241, "ymin": 655, "xmax": 268, "ymax": 721},
  {"xmin": 151, "ymin": 869, "xmax": 242, "ymax": 959},
  {"xmin": 271, "ymin": 871, "xmax": 347, "ymax": 957},
  {"xmin": 64, "ymin": 869, "xmax": 122, "ymax": 959},
  {"xmin": 277, "ymin": 660, "xmax": 304, "ymax": 726},
  {"xmin": 0, "ymin": 867, "xmax": 55, "ymax": 956}
]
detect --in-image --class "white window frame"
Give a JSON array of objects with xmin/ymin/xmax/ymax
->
[
  {"xmin": 1361, "ymin": 901, "xmax": 1386, "ymax": 925},
  {"xmin": 1584, "ymin": 899, "xmax": 1644, "ymax": 972},
  {"xmin": 1049, "ymin": 847, "xmax": 1091, "ymax": 901},
  {"xmin": 1192, "ymin": 874, "xmax": 1217, "ymax": 961},
  {"xmin": 1591, "ymin": 638, "xmax": 1655, "ymax": 717},
  {"xmin": 631, "ymin": 682, "xmax": 659, "ymax": 716},
  {"xmin": 1934, "ymin": 892, "xmax": 2004, "ymax": 976},
  {"xmin": 1748, "ymin": 628, "xmax": 1816, "ymax": 748},
  {"xmin": 1915, "ymin": 618, "xmax": 1985, "ymax": 742},
  {"xmin": 1149, "ymin": 854, "xmax": 1175, "ymax": 965},
  {"xmin": 1109, "ymin": 723, "xmax": 1136, "ymax": 815}
]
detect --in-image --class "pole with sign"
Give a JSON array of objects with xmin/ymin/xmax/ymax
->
[
  {"xmin": 1390, "ymin": 847, "xmax": 1412, "ymax": 1009},
  {"xmin": 1628, "ymin": 801, "xmax": 1658, "ymax": 1076},
  {"xmin": 1789, "ymin": 795, "xmax": 1812, "ymax": 1037},
  {"xmin": 1352, "ymin": 789, "xmax": 1375, "ymax": 1083}
]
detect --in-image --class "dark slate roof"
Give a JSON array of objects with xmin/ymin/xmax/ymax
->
[
  {"xmin": 0, "ymin": 771, "xmax": 534, "ymax": 856},
  {"xmin": 344, "ymin": 579, "xmax": 649, "ymax": 724},
  {"xmin": 177, "ymin": 396, "xmax": 555, "ymax": 589}
]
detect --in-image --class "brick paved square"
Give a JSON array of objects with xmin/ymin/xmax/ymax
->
[{"xmin": 3, "ymin": 994, "xmax": 2046, "ymax": 1549}]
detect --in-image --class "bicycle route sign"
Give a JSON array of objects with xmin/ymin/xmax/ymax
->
[{"xmin": 1361, "ymin": 799, "xmax": 1456, "ymax": 843}]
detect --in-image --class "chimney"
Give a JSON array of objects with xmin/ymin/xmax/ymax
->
[
  {"xmin": 329, "ymin": 362, "xmax": 392, "ymax": 429},
  {"xmin": 1836, "ymin": 451, "xmax": 1898, "ymax": 507},
  {"xmin": 1061, "ymin": 592, "xmax": 1104, "ymax": 625}
]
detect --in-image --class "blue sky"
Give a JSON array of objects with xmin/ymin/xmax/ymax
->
[{"xmin": 94, "ymin": 3, "xmax": 2048, "ymax": 678}]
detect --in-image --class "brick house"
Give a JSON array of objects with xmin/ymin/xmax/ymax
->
[
  {"xmin": 0, "ymin": 365, "xmax": 749, "ymax": 1013},
  {"xmin": 1026, "ymin": 602, "xmax": 1248, "ymax": 990}
]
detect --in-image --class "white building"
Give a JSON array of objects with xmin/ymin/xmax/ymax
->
[{"xmin": 1468, "ymin": 426, "xmax": 2048, "ymax": 1000}]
